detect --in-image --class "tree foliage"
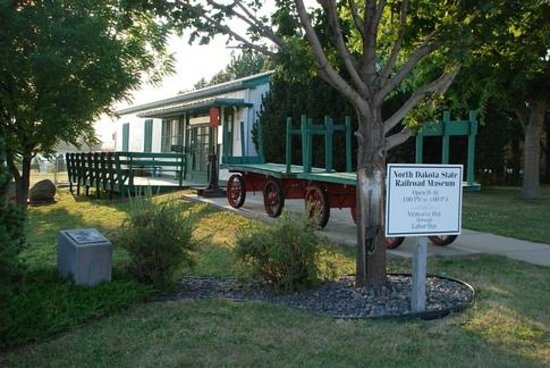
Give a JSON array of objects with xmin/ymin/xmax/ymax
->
[
  {"xmin": 159, "ymin": 0, "xmax": 480, "ymax": 286},
  {"xmin": 0, "ymin": 0, "xmax": 175, "ymax": 206},
  {"xmin": 258, "ymin": 72, "xmax": 355, "ymax": 169},
  {"xmin": 193, "ymin": 50, "xmax": 272, "ymax": 89},
  {"xmin": 0, "ymin": 138, "xmax": 26, "ymax": 337},
  {"xmin": 449, "ymin": 0, "xmax": 549, "ymax": 198}
]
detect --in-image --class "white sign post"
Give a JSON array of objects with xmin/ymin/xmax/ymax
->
[{"xmin": 385, "ymin": 164, "xmax": 463, "ymax": 312}]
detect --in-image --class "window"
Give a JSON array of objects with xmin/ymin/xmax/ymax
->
[{"xmin": 161, "ymin": 118, "xmax": 184, "ymax": 152}]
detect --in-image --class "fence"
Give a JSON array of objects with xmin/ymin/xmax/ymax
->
[{"xmin": 66, "ymin": 151, "xmax": 186, "ymax": 198}]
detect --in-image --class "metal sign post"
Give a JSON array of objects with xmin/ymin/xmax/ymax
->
[
  {"xmin": 385, "ymin": 164, "xmax": 463, "ymax": 312},
  {"xmin": 412, "ymin": 236, "xmax": 428, "ymax": 312}
]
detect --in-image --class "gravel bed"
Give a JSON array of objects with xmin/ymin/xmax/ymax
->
[{"xmin": 153, "ymin": 275, "xmax": 474, "ymax": 319}]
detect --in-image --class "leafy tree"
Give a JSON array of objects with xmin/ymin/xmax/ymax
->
[
  {"xmin": 0, "ymin": 0, "xmax": 174, "ymax": 207},
  {"xmin": 194, "ymin": 50, "xmax": 272, "ymax": 89},
  {"xmin": 163, "ymin": 0, "xmax": 476, "ymax": 286},
  {"xmin": 545, "ymin": 116, "xmax": 550, "ymax": 184},
  {"xmin": 452, "ymin": 0, "xmax": 549, "ymax": 198},
  {"xmin": 258, "ymin": 72, "xmax": 355, "ymax": 169},
  {"xmin": 0, "ymin": 138, "xmax": 26, "ymax": 336}
]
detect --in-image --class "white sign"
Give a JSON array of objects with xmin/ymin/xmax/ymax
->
[{"xmin": 385, "ymin": 164, "xmax": 463, "ymax": 237}]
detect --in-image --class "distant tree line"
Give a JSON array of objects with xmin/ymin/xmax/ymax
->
[{"xmin": 192, "ymin": 50, "xmax": 273, "ymax": 90}]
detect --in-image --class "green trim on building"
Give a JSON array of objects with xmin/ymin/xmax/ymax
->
[
  {"xmin": 143, "ymin": 119, "xmax": 153, "ymax": 152},
  {"xmin": 137, "ymin": 98, "xmax": 253, "ymax": 119},
  {"xmin": 122, "ymin": 123, "xmax": 130, "ymax": 151},
  {"xmin": 117, "ymin": 71, "xmax": 272, "ymax": 116}
]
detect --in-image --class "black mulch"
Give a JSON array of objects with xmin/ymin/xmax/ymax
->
[{"xmin": 152, "ymin": 275, "xmax": 474, "ymax": 319}]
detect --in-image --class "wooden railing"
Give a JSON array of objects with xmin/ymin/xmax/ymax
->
[{"xmin": 66, "ymin": 151, "xmax": 186, "ymax": 198}]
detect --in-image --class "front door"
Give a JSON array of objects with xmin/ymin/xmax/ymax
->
[{"xmin": 186, "ymin": 125, "xmax": 212, "ymax": 184}]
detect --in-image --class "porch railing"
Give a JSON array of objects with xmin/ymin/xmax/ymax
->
[{"xmin": 66, "ymin": 151, "xmax": 186, "ymax": 198}]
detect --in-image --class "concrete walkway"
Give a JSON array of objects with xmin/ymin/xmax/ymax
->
[{"xmin": 184, "ymin": 193, "xmax": 550, "ymax": 268}]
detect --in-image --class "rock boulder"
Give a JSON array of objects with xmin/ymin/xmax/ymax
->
[{"xmin": 29, "ymin": 179, "xmax": 56, "ymax": 203}]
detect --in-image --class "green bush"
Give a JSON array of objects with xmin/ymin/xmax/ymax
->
[
  {"xmin": 235, "ymin": 213, "xmax": 322, "ymax": 293},
  {"xmin": 116, "ymin": 192, "xmax": 197, "ymax": 290},
  {"xmin": 1, "ymin": 271, "xmax": 151, "ymax": 350},
  {"xmin": 0, "ymin": 138, "xmax": 26, "ymax": 340}
]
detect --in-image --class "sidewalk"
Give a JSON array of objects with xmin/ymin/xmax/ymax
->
[{"xmin": 184, "ymin": 193, "xmax": 550, "ymax": 268}]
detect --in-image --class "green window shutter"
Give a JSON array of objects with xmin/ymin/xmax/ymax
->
[
  {"xmin": 161, "ymin": 120, "xmax": 168, "ymax": 152},
  {"xmin": 122, "ymin": 123, "xmax": 130, "ymax": 152},
  {"xmin": 144, "ymin": 119, "xmax": 153, "ymax": 152}
]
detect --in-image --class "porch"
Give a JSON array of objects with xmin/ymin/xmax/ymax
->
[{"xmin": 65, "ymin": 151, "xmax": 207, "ymax": 198}]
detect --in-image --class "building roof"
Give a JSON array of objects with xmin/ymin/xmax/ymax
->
[
  {"xmin": 117, "ymin": 71, "xmax": 273, "ymax": 116},
  {"xmin": 138, "ymin": 98, "xmax": 253, "ymax": 118}
]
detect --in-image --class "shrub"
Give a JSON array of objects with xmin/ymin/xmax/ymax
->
[
  {"xmin": 116, "ymin": 192, "xmax": 196, "ymax": 290},
  {"xmin": 0, "ymin": 138, "xmax": 26, "ymax": 340},
  {"xmin": 235, "ymin": 213, "xmax": 322, "ymax": 293},
  {"xmin": 1, "ymin": 273, "xmax": 151, "ymax": 350}
]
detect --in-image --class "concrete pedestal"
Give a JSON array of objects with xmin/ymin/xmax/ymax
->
[{"xmin": 58, "ymin": 228, "xmax": 112, "ymax": 286}]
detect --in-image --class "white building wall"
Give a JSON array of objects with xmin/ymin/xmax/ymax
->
[
  {"xmin": 115, "ymin": 113, "xmax": 134, "ymax": 151},
  {"xmin": 114, "ymin": 73, "xmax": 272, "ymax": 184},
  {"xmin": 115, "ymin": 114, "xmax": 164, "ymax": 153},
  {"xmin": 218, "ymin": 84, "xmax": 270, "ymax": 158},
  {"xmin": 115, "ymin": 80, "xmax": 271, "ymax": 155},
  {"xmin": 129, "ymin": 121, "xmax": 144, "ymax": 152},
  {"xmin": 152, "ymin": 119, "xmax": 163, "ymax": 152}
]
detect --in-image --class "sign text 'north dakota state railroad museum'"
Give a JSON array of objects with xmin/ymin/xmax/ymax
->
[{"xmin": 385, "ymin": 164, "xmax": 463, "ymax": 237}]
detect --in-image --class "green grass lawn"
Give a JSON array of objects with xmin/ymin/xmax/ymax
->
[
  {"xmin": 0, "ymin": 186, "xmax": 549, "ymax": 367},
  {"xmin": 463, "ymin": 186, "xmax": 550, "ymax": 244}
]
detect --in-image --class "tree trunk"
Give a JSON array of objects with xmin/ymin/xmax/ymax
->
[
  {"xmin": 355, "ymin": 110, "xmax": 387, "ymax": 287},
  {"xmin": 521, "ymin": 100, "xmax": 545, "ymax": 199},
  {"xmin": 7, "ymin": 154, "xmax": 31, "ymax": 208},
  {"xmin": 544, "ymin": 115, "xmax": 550, "ymax": 184}
]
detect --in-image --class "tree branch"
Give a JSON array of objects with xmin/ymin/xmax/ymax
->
[
  {"xmin": 294, "ymin": 0, "xmax": 368, "ymax": 114},
  {"xmin": 347, "ymin": 0, "xmax": 365, "ymax": 40},
  {"xmin": 227, "ymin": 0, "xmax": 286, "ymax": 49},
  {"xmin": 362, "ymin": 0, "xmax": 380, "ymax": 88},
  {"xmin": 364, "ymin": 0, "xmax": 376, "ymax": 41},
  {"xmin": 197, "ymin": 7, "xmax": 279, "ymax": 57},
  {"xmin": 379, "ymin": 0, "xmax": 408, "ymax": 83},
  {"xmin": 512, "ymin": 107, "xmax": 529, "ymax": 127},
  {"xmin": 177, "ymin": 1, "xmax": 280, "ymax": 57},
  {"xmin": 6, "ymin": 153, "xmax": 21, "ymax": 182},
  {"xmin": 378, "ymin": 31, "xmax": 440, "ymax": 100},
  {"xmin": 385, "ymin": 127, "xmax": 413, "ymax": 151},
  {"xmin": 319, "ymin": 0, "xmax": 369, "ymax": 96},
  {"xmin": 373, "ymin": 0, "xmax": 387, "ymax": 39},
  {"xmin": 383, "ymin": 70, "xmax": 458, "ymax": 133}
]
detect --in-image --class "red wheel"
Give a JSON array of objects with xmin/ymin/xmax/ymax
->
[
  {"xmin": 385, "ymin": 237, "xmax": 405, "ymax": 249},
  {"xmin": 227, "ymin": 174, "xmax": 246, "ymax": 208},
  {"xmin": 428, "ymin": 235, "xmax": 457, "ymax": 246},
  {"xmin": 305, "ymin": 186, "xmax": 330, "ymax": 228},
  {"xmin": 263, "ymin": 179, "xmax": 284, "ymax": 217}
]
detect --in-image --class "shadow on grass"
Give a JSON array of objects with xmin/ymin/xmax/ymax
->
[
  {"xmin": 429, "ymin": 254, "xmax": 549, "ymax": 365},
  {"xmin": 0, "ymin": 267, "xmax": 152, "ymax": 352},
  {"xmin": 11, "ymin": 187, "xmax": 548, "ymax": 365}
]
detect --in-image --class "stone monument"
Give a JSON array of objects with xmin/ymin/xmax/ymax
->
[{"xmin": 58, "ymin": 228, "xmax": 112, "ymax": 286}]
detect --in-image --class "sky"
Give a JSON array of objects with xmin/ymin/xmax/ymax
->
[
  {"xmin": 95, "ymin": 1, "xmax": 319, "ymax": 145},
  {"xmin": 94, "ymin": 33, "xmax": 238, "ymax": 144},
  {"xmin": 118, "ymin": 34, "xmax": 239, "ymax": 108}
]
